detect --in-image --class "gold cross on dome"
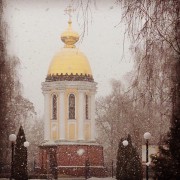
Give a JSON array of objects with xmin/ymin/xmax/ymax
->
[{"xmin": 64, "ymin": 5, "xmax": 75, "ymax": 21}]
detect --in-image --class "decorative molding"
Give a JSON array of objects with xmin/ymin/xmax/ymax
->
[
  {"xmin": 46, "ymin": 73, "xmax": 94, "ymax": 82},
  {"xmin": 57, "ymin": 165, "xmax": 104, "ymax": 168},
  {"xmin": 41, "ymin": 141, "xmax": 99, "ymax": 146},
  {"xmin": 42, "ymin": 81, "xmax": 97, "ymax": 92}
]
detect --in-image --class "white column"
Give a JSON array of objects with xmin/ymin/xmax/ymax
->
[
  {"xmin": 59, "ymin": 90, "xmax": 65, "ymax": 140},
  {"xmin": 78, "ymin": 90, "xmax": 85, "ymax": 140},
  {"xmin": 43, "ymin": 92, "xmax": 50, "ymax": 141},
  {"xmin": 91, "ymin": 93, "xmax": 96, "ymax": 141}
]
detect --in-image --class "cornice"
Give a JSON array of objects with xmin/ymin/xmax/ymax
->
[{"xmin": 42, "ymin": 81, "xmax": 97, "ymax": 92}]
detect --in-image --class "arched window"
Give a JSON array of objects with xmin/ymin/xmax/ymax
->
[
  {"xmin": 52, "ymin": 94, "xmax": 57, "ymax": 120},
  {"xmin": 85, "ymin": 95, "xmax": 89, "ymax": 119},
  {"xmin": 69, "ymin": 94, "xmax": 75, "ymax": 119}
]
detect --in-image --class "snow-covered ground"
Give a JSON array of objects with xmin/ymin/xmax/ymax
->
[
  {"xmin": 88, "ymin": 178, "xmax": 116, "ymax": 180},
  {"xmin": 0, "ymin": 178, "xmax": 116, "ymax": 180}
]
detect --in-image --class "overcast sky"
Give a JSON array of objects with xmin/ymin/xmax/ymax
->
[{"xmin": 4, "ymin": 0, "xmax": 133, "ymax": 116}]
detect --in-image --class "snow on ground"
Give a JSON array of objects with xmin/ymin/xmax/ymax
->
[
  {"xmin": 88, "ymin": 178, "xmax": 116, "ymax": 180},
  {"xmin": 0, "ymin": 178, "xmax": 116, "ymax": 180}
]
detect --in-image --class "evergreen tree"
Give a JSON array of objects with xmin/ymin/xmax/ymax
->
[
  {"xmin": 14, "ymin": 126, "xmax": 28, "ymax": 180},
  {"xmin": 151, "ymin": 114, "xmax": 180, "ymax": 179},
  {"xmin": 116, "ymin": 135, "xmax": 143, "ymax": 180}
]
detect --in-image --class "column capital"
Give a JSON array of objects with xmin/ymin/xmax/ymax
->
[
  {"xmin": 90, "ymin": 92, "xmax": 96, "ymax": 96},
  {"xmin": 42, "ymin": 90, "xmax": 50, "ymax": 95},
  {"xmin": 78, "ymin": 89, "xmax": 86, "ymax": 93},
  {"xmin": 59, "ymin": 89, "xmax": 65, "ymax": 93}
]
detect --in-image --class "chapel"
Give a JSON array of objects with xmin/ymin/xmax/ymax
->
[{"xmin": 38, "ymin": 7, "xmax": 105, "ymax": 177}]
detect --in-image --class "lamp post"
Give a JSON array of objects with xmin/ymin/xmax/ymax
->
[
  {"xmin": 77, "ymin": 149, "xmax": 89, "ymax": 179},
  {"xmin": 24, "ymin": 141, "xmax": 30, "ymax": 179},
  {"xmin": 111, "ymin": 160, "xmax": 113, "ymax": 178},
  {"xmin": 144, "ymin": 132, "xmax": 151, "ymax": 180},
  {"xmin": 9, "ymin": 134, "xmax": 17, "ymax": 180}
]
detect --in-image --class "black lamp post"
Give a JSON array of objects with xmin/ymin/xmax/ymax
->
[
  {"xmin": 9, "ymin": 134, "xmax": 17, "ymax": 180},
  {"xmin": 85, "ymin": 159, "xmax": 90, "ymax": 179},
  {"xmin": 111, "ymin": 160, "xmax": 113, "ymax": 178},
  {"xmin": 144, "ymin": 132, "xmax": 151, "ymax": 180}
]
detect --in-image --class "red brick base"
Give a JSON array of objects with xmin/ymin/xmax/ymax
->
[{"xmin": 38, "ymin": 142, "xmax": 107, "ymax": 177}]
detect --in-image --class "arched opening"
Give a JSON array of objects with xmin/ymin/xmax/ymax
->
[
  {"xmin": 85, "ymin": 95, "xmax": 89, "ymax": 119},
  {"xmin": 69, "ymin": 94, "xmax": 75, "ymax": 119},
  {"xmin": 52, "ymin": 94, "xmax": 57, "ymax": 120}
]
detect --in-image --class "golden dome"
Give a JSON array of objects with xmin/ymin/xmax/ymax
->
[
  {"xmin": 47, "ymin": 19, "xmax": 93, "ymax": 79},
  {"xmin": 48, "ymin": 48, "xmax": 92, "ymax": 76},
  {"xmin": 46, "ymin": 17, "xmax": 93, "ymax": 82}
]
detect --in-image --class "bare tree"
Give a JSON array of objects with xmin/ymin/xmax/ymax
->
[
  {"xmin": 115, "ymin": 0, "xmax": 180, "ymax": 115},
  {"xmin": 73, "ymin": 0, "xmax": 180, "ymax": 136},
  {"xmin": 96, "ymin": 79, "xmax": 148, "ymax": 172},
  {"xmin": 0, "ymin": 0, "xmax": 38, "ymax": 172}
]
